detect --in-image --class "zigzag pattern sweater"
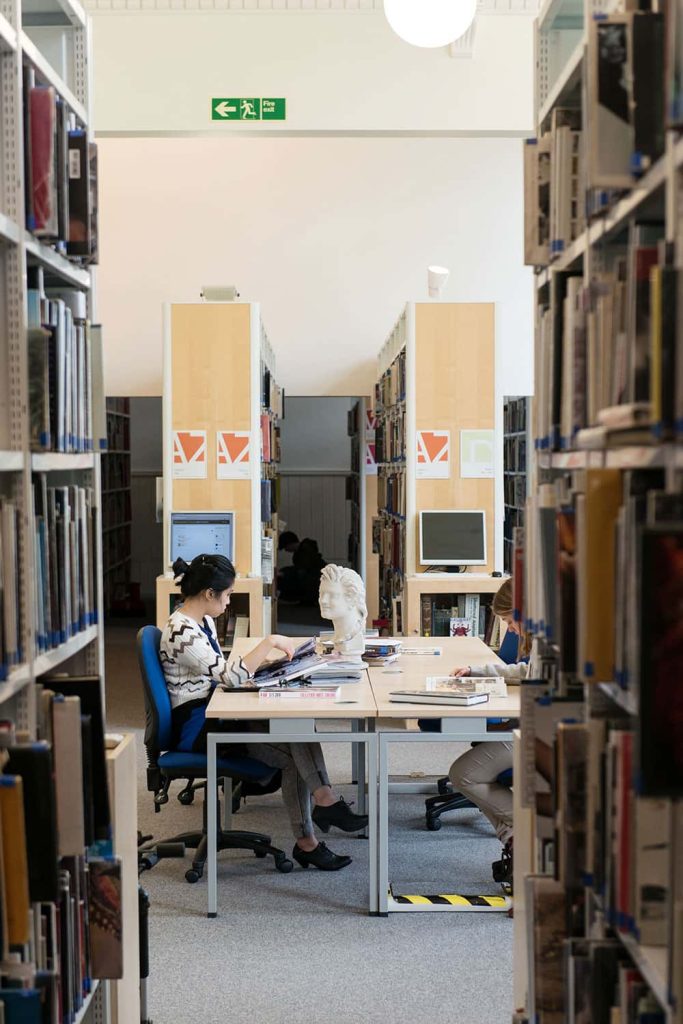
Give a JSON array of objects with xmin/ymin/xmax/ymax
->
[{"xmin": 159, "ymin": 609, "xmax": 249, "ymax": 709}]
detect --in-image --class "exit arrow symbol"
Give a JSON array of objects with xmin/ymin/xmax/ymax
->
[{"xmin": 214, "ymin": 101, "xmax": 237, "ymax": 118}]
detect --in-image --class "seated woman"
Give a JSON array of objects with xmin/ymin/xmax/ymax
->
[
  {"xmin": 159, "ymin": 552, "xmax": 367, "ymax": 872},
  {"xmin": 446, "ymin": 578, "xmax": 531, "ymax": 886}
]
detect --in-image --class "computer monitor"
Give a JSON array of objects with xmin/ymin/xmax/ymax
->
[
  {"xmin": 419, "ymin": 509, "xmax": 487, "ymax": 567},
  {"xmin": 170, "ymin": 511, "xmax": 235, "ymax": 566}
]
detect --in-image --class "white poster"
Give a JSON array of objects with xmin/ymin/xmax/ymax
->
[
  {"xmin": 172, "ymin": 430, "xmax": 207, "ymax": 480},
  {"xmin": 460, "ymin": 429, "xmax": 495, "ymax": 478},
  {"xmin": 217, "ymin": 430, "xmax": 251, "ymax": 480},
  {"xmin": 416, "ymin": 430, "xmax": 450, "ymax": 480}
]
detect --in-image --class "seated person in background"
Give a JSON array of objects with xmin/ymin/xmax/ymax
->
[
  {"xmin": 278, "ymin": 530, "xmax": 327, "ymax": 605},
  {"xmin": 447, "ymin": 578, "xmax": 531, "ymax": 886},
  {"xmin": 159, "ymin": 553, "xmax": 367, "ymax": 872}
]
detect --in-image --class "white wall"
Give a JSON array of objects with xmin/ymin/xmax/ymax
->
[
  {"xmin": 91, "ymin": 11, "xmax": 534, "ymax": 135},
  {"xmin": 97, "ymin": 135, "xmax": 534, "ymax": 399}
]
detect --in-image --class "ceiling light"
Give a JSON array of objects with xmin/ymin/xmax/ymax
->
[{"xmin": 384, "ymin": 0, "xmax": 477, "ymax": 49}]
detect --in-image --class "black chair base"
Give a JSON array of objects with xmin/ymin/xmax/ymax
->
[
  {"xmin": 159, "ymin": 778, "xmax": 293, "ymax": 881},
  {"xmin": 425, "ymin": 777, "xmax": 477, "ymax": 831}
]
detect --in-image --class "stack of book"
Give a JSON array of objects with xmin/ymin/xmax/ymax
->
[
  {"xmin": 0, "ymin": 498, "xmax": 23, "ymax": 678},
  {"xmin": 33, "ymin": 477, "xmax": 99, "ymax": 651},
  {"xmin": 0, "ymin": 677, "xmax": 122, "ymax": 1023}
]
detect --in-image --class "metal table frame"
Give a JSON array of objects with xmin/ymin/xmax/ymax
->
[
  {"xmin": 377, "ymin": 718, "xmax": 514, "ymax": 915},
  {"xmin": 206, "ymin": 717, "xmax": 379, "ymax": 916}
]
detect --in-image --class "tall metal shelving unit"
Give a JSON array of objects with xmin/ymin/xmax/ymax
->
[
  {"xmin": 0, "ymin": 0, "xmax": 108, "ymax": 1018},
  {"xmin": 515, "ymin": 0, "xmax": 683, "ymax": 1019}
]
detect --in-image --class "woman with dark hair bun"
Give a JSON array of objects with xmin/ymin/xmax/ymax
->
[{"xmin": 159, "ymin": 553, "xmax": 367, "ymax": 871}]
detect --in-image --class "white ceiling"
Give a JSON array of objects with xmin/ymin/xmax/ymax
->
[{"xmin": 85, "ymin": 0, "xmax": 539, "ymax": 14}]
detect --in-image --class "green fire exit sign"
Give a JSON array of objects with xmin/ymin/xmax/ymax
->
[{"xmin": 211, "ymin": 98, "xmax": 286, "ymax": 121}]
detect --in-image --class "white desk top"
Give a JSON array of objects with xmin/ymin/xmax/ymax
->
[
  {"xmin": 205, "ymin": 638, "xmax": 378, "ymax": 720},
  {"xmin": 367, "ymin": 636, "xmax": 520, "ymax": 720}
]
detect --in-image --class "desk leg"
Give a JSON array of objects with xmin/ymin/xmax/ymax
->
[
  {"xmin": 356, "ymin": 720, "xmax": 366, "ymax": 818},
  {"xmin": 207, "ymin": 735, "xmax": 218, "ymax": 918},
  {"xmin": 367, "ymin": 732, "xmax": 378, "ymax": 915},
  {"xmin": 351, "ymin": 721, "xmax": 360, "ymax": 784},
  {"xmin": 378, "ymin": 733, "xmax": 389, "ymax": 916}
]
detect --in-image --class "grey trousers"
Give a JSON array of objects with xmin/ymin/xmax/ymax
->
[
  {"xmin": 449, "ymin": 741, "xmax": 513, "ymax": 844},
  {"xmin": 246, "ymin": 739, "xmax": 331, "ymax": 840}
]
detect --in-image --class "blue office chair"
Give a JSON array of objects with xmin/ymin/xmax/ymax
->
[{"xmin": 137, "ymin": 626, "xmax": 293, "ymax": 881}]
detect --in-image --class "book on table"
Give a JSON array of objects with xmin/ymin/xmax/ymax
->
[
  {"xmin": 426, "ymin": 675, "xmax": 509, "ymax": 697},
  {"xmin": 389, "ymin": 686, "xmax": 490, "ymax": 706}
]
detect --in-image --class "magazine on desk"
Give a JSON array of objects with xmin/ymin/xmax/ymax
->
[
  {"xmin": 425, "ymin": 676, "xmax": 509, "ymax": 698},
  {"xmin": 389, "ymin": 689, "xmax": 490, "ymax": 706},
  {"xmin": 220, "ymin": 640, "xmax": 361, "ymax": 690}
]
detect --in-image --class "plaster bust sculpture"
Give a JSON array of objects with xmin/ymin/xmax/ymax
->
[{"xmin": 318, "ymin": 564, "xmax": 367, "ymax": 663}]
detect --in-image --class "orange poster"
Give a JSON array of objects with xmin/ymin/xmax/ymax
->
[
  {"xmin": 217, "ymin": 430, "xmax": 251, "ymax": 480},
  {"xmin": 416, "ymin": 430, "xmax": 450, "ymax": 479},
  {"xmin": 172, "ymin": 430, "xmax": 207, "ymax": 479}
]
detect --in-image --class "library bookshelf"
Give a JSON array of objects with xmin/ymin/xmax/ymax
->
[
  {"xmin": 161, "ymin": 301, "xmax": 282, "ymax": 637},
  {"xmin": 516, "ymin": 3, "xmax": 683, "ymax": 1021},
  {"xmin": 347, "ymin": 396, "xmax": 379, "ymax": 624},
  {"xmin": 0, "ymin": 0, "xmax": 134, "ymax": 1019},
  {"xmin": 374, "ymin": 302, "xmax": 498, "ymax": 638}
]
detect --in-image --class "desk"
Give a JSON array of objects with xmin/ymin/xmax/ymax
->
[
  {"xmin": 205, "ymin": 639, "xmax": 379, "ymax": 916},
  {"xmin": 367, "ymin": 636, "xmax": 519, "ymax": 914}
]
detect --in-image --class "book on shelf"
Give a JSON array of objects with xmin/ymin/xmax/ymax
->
[
  {"xmin": 0, "ymin": 498, "xmax": 23, "ymax": 677},
  {"xmin": 33, "ymin": 478, "xmax": 98, "ymax": 651}
]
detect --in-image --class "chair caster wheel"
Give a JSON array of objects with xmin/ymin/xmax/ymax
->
[
  {"xmin": 254, "ymin": 849, "xmax": 268, "ymax": 859},
  {"xmin": 275, "ymin": 856, "xmax": 294, "ymax": 873},
  {"xmin": 185, "ymin": 868, "xmax": 202, "ymax": 883},
  {"xmin": 426, "ymin": 816, "xmax": 442, "ymax": 832},
  {"xmin": 178, "ymin": 791, "xmax": 194, "ymax": 805}
]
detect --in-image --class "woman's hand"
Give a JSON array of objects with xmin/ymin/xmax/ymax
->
[
  {"xmin": 449, "ymin": 665, "xmax": 472, "ymax": 678},
  {"xmin": 268, "ymin": 634, "xmax": 296, "ymax": 660}
]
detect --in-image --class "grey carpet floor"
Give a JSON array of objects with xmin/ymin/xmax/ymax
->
[{"xmin": 105, "ymin": 623, "xmax": 513, "ymax": 1024}]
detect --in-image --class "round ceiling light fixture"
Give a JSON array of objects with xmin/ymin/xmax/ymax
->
[
  {"xmin": 385, "ymin": 0, "xmax": 475, "ymax": 48},
  {"xmin": 383, "ymin": 0, "xmax": 477, "ymax": 48}
]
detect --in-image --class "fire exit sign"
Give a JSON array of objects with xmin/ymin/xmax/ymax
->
[{"xmin": 211, "ymin": 98, "xmax": 287, "ymax": 121}]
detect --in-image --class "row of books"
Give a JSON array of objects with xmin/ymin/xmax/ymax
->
[
  {"xmin": 518, "ymin": 468, "xmax": 683, "ymax": 724},
  {"xmin": 524, "ymin": 10, "xmax": 666, "ymax": 267},
  {"xmin": 0, "ymin": 499, "xmax": 22, "ymax": 677},
  {"xmin": 504, "ymin": 473, "xmax": 527, "ymax": 513},
  {"xmin": 504, "ymin": 396, "xmax": 529, "ymax": 436},
  {"xmin": 419, "ymin": 593, "xmax": 495, "ymax": 640},
  {"xmin": 375, "ymin": 408, "xmax": 405, "ymax": 464},
  {"xmin": 0, "ymin": 677, "xmax": 123, "ymax": 1023},
  {"xmin": 23, "ymin": 70, "xmax": 98, "ymax": 262},
  {"xmin": 520, "ymin": 679, "xmax": 683, "ymax": 1022},
  {"xmin": 101, "ymin": 452, "xmax": 130, "ymax": 494},
  {"xmin": 377, "ymin": 471, "xmax": 405, "ymax": 518},
  {"xmin": 260, "ymin": 412, "xmax": 280, "ymax": 464},
  {"xmin": 33, "ymin": 478, "xmax": 98, "ymax": 651},
  {"xmin": 504, "ymin": 434, "xmax": 527, "ymax": 475},
  {"xmin": 375, "ymin": 349, "xmax": 406, "ymax": 413},
  {"xmin": 27, "ymin": 273, "xmax": 107, "ymax": 453},
  {"xmin": 260, "ymin": 478, "xmax": 278, "ymax": 525},
  {"xmin": 261, "ymin": 367, "xmax": 284, "ymax": 419},
  {"xmin": 532, "ymin": 225, "xmax": 682, "ymax": 450},
  {"xmin": 374, "ymin": 516, "xmax": 405, "ymax": 617}
]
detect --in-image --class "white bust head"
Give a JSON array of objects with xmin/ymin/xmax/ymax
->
[{"xmin": 318, "ymin": 564, "xmax": 367, "ymax": 659}]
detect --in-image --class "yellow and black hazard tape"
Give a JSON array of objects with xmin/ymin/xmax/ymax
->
[{"xmin": 392, "ymin": 893, "xmax": 509, "ymax": 908}]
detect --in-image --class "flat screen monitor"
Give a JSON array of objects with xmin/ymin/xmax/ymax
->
[
  {"xmin": 170, "ymin": 511, "xmax": 235, "ymax": 566},
  {"xmin": 419, "ymin": 509, "xmax": 487, "ymax": 567}
]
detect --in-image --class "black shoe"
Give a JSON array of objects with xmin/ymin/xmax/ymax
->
[
  {"xmin": 492, "ymin": 838, "xmax": 513, "ymax": 891},
  {"xmin": 292, "ymin": 841, "xmax": 352, "ymax": 871},
  {"xmin": 312, "ymin": 797, "xmax": 368, "ymax": 834}
]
